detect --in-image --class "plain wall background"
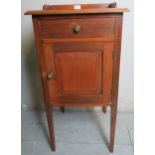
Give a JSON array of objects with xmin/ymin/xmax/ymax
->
[{"xmin": 21, "ymin": 0, "xmax": 134, "ymax": 112}]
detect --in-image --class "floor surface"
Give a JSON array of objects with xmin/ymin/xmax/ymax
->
[{"xmin": 22, "ymin": 109, "xmax": 134, "ymax": 155}]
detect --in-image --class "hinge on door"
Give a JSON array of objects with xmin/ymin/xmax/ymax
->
[
  {"xmin": 112, "ymin": 50, "xmax": 115, "ymax": 60},
  {"xmin": 111, "ymin": 89, "xmax": 113, "ymax": 97}
]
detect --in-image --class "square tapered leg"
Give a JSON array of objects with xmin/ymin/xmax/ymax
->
[
  {"xmin": 60, "ymin": 106, "xmax": 65, "ymax": 113},
  {"xmin": 45, "ymin": 104, "xmax": 56, "ymax": 151},
  {"xmin": 102, "ymin": 107, "xmax": 107, "ymax": 113}
]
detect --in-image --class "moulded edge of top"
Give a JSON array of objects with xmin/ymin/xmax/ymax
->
[{"xmin": 24, "ymin": 8, "xmax": 129, "ymax": 16}]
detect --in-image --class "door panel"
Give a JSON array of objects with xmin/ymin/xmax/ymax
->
[
  {"xmin": 55, "ymin": 51, "xmax": 102, "ymax": 94},
  {"xmin": 43, "ymin": 41, "xmax": 113, "ymax": 104}
]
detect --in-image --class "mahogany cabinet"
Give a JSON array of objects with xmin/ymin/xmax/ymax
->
[{"xmin": 25, "ymin": 3, "xmax": 128, "ymax": 153}]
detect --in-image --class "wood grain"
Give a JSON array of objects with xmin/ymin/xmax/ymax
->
[
  {"xmin": 43, "ymin": 3, "xmax": 117, "ymax": 10},
  {"xmin": 40, "ymin": 16, "xmax": 116, "ymax": 39},
  {"xmin": 27, "ymin": 3, "xmax": 127, "ymax": 153},
  {"xmin": 42, "ymin": 41, "xmax": 114, "ymax": 105},
  {"xmin": 32, "ymin": 17, "xmax": 56, "ymax": 151},
  {"xmin": 25, "ymin": 8, "xmax": 129, "ymax": 15},
  {"xmin": 109, "ymin": 14, "xmax": 123, "ymax": 153}
]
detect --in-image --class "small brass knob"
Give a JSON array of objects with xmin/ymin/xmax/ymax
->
[
  {"xmin": 47, "ymin": 72, "xmax": 53, "ymax": 79},
  {"xmin": 74, "ymin": 25, "xmax": 81, "ymax": 33}
]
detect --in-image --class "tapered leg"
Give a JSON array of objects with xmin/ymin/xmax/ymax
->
[
  {"xmin": 45, "ymin": 104, "xmax": 56, "ymax": 151},
  {"xmin": 109, "ymin": 104, "xmax": 117, "ymax": 153},
  {"xmin": 60, "ymin": 106, "xmax": 65, "ymax": 113},
  {"xmin": 102, "ymin": 107, "xmax": 107, "ymax": 113},
  {"xmin": 109, "ymin": 15, "xmax": 122, "ymax": 152}
]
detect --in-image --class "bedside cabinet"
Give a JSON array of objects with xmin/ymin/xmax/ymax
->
[{"xmin": 25, "ymin": 3, "xmax": 128, "ymax": 152}]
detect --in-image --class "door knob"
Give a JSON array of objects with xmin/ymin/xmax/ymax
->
[
  {"xmin": 74, "ymin": 25, "xmax": 81, "ymax": 33},
  {"xmin": 47, "ymin": 72, "xmax": 54, "ymax": 79}
]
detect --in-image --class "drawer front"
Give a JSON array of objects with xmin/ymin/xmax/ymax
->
[{"xmin": 40, "ymin": 16, "xmax": 116, "ymax": 39}]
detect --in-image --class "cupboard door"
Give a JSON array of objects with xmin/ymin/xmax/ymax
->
[{"xmin": 43, "ymin": 42, "xmax": 113, "ymax": 105}]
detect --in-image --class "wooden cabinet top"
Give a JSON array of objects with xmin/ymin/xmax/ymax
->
[{"xmin": 25, "ymin": 3, "xmax": 129, "ymax": 16}]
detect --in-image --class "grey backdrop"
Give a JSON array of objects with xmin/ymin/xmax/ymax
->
[{"xmin": 21, "ymin": 0, "xmax": 134, "ymax": 112}]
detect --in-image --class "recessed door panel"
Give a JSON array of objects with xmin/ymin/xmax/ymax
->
[{"xmin": 55, "ymin": 51, "xmax": 102, "ymax": 94}]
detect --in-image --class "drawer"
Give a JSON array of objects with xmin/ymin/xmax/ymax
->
[{"xmin": 40, "ymin": 16, "xmax": 116, "ymax": 39}]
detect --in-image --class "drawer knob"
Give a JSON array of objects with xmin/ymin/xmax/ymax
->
[
  {"xmin": 47, "ymin": 72, "xmax": 53, "ymax": 79},
  {"xmin": 74, "ymin": 25, "xmax": 81, "ymax": 33}
]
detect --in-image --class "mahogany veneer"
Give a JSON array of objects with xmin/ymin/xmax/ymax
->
[{"xmin": 25, "ymin": 3, "xmax": 128, "ymax": 153}]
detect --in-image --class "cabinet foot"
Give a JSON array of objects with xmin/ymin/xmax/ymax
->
[
  {"xmin": 60, "ymin": 106, "xmax": 65, "ymax": 113},
  {"xmin": 45, "ymin": 104, "xmax": 56, "ymax": 151},
  {"xmin": 109, "ymin": 104, "xmax": 117, "ymax": 153},
  {"xmin": 102, "ymin": 107, "xmax": 107, "ymax": 113}
]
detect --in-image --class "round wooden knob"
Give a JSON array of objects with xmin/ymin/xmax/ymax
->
[
  {"xmin": 74, "ymin": 25, "xmax": 81, "ymax": 33},
  {"xmin": 47, "ymin": 72, "xmax": 53, "ymax": 79}
]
